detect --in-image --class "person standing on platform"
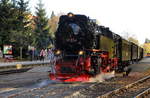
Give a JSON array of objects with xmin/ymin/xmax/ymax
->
[
  {"xmin": 32, "ymin": 48, "xmax": 35, "ymax": 61},
  {"xmin": 48, "ymin": 48, "xmax": 56, "ymax": 73},
  {"xmin": 40, "ymin": 49, "xmax": 45, "ymax": 61},
  {"xmin": 0, "ymin": 48, "xmax": 3, "ymax": 58},
  {"xmin": 48, "ymin": 48, "xmax": 55, "ymax": 64},
  {"xmin": 29, "ymin": 49, "xmax": 32, "ymax": 61},
  {"xmin": 44, "ymin": 49, "xmax": 48, "ymax": 60}
]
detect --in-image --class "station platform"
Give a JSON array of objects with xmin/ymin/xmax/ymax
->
[
  {"xmin": 0, "ymin": 60, "xmax": 51, "ymax": 72},
  {"xmin": 0, "ymin": 58, "xmax": 149, "ymax": 73},
  {"xmin": 129, "ymin": 57, "xmax": 150, "ymax": 72},
  {"xmin": 0, "ymin": 60, "xmax": 50, "ymax": 67}
]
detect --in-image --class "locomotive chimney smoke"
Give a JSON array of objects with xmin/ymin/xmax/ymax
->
[{"xmin": 89, "ymin": 71, "xmax": 115, "ymax": 82}]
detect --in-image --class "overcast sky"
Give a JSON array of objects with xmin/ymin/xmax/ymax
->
[{"xmin": 28, "ymin": 0, "xmax": 150, "ymax": 44}]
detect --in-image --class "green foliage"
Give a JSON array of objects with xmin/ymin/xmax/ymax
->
[
  {"xmin": 34, "ymin": 0, "xmax": 51, "ymax": 50},
  {"xmin": 0, "ymin": 0, "xmax": 16, "ymax": 45},
  {"xmin": 11, "ymin": 0, "xmax": 16, "ymax": 7},
  {"xmin": 11, "ymin": 0, "xmax": 32, "ymax": 47},
  {"xmin": 0, "ymin": 0, "xmax": 53, "ymax": 57},
  {"xmin": 0, "ymin": 0, "xmax": 32, "ymax": 46},
  {"xmin": 145, "ymin": 38, "xmax": 150, "ymax": 43},
  {"xmin": 0, "ymin": 0, "xmax": 33, "ymax": 58}
]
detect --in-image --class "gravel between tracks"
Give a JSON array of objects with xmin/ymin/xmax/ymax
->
[
  {"xmin": 9, "ymin": 82, "xmax": 96, "ymax": 98},
  {"xmin": 7, "ymin": 70, "xmax": 150, "ymax": 98},
  {"xmin": 112, "ymin": 77, "xmax": 150, "ymax": 98},
  {"xmin": 69, "ymin": 69, "xmax": 150, "ymax": 98}
]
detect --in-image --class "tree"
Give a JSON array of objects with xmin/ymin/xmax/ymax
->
[
  {"xmin": 0, "ymin": 0, "xmax": 17, "ymax": 46},
  {"xmin": 13, "ymin": 0, "xmax": 31, "ymax": 46},
  {"xmin": 50, "ymin": 11, "xmax": 55, "ymax": 18},
  {"xmin": 122, "ymin": 32, "xmax": 139, "ymax": 45},
  {"xmin": 145, "ymin": 38, "xmax": 150, "ymax": 43},
  {"xmin": 143, "ymin": 38, "xmax": 150, "ymax": 56},
  {"xmin": 10, "ymin": 0, "xmax": 32, "ymax": 58},
  {"xmin": 11, "ymin": 0, "xmax": 16, "ymax": 7},
  {"xmin": 128, "ymin": 37, "xmax": 139, "ymax": 45},
  {"xmin": 0, "ymin": 0, "xmax": 33, "ymax": 59},
  {"xmin": 48, "ymin": 11, "xmax": 59, "ymax": 40},
  {"xmin": 143, "ymin": 43, "xmax": 150, "ymax": 56},
  {"xmin": 34, "ymin": 0, "xmax": 51, "ymax": 50}
]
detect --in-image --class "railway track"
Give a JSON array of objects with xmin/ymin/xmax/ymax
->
[
  {"xmin": 99, "ymin": 75, "xmax": 150, "ymax": 98},
  {"xmin": 135, "ymin": 87, "xmax": 150, "ymax": 98}
]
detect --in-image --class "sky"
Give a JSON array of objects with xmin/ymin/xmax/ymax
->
[{"xmin": 28, "ymin": 0, "xmax": 150, "ymax": 44}]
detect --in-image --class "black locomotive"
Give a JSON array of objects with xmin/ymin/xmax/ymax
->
[{"xmin": 49, "ymin": 13, "xmax": 144, "ymax": 82}]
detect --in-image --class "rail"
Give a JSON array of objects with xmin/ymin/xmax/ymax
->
[
  {"xmin": 135, "ymin": 87, "xmax": 150, "ymax": 98},
  {"xmin": 98, "ymin": 75, "xmax": 150, "ymax": 98}
]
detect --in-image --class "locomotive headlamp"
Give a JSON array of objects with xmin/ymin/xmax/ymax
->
[
  {"xmin": 79, "ymin": 51, "xmax": 84, "ymax": 55},
  {"xmin": 56, "ymin": 50, "xmax": 61, "ymax": 55},
  {"xmin": 68, "ymin": 13, "xmax": 74, "ymax": 17}
]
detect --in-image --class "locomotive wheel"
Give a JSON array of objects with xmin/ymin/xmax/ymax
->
[{"xmin": 88, "ymin": 56, "xmax": 101, "ymax": 76}]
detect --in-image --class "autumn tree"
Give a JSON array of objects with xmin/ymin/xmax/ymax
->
[
  {"xmin": 145, "ymin": 38, "xmax": 150, "ymax": 43},
  {"xmin": 48, "ymin": 11, "xmax": 59, "ymax": 40},
  {"xmin": 122, "ymin": 32, "xmax": 139, "ymax": 45},
  {"xmin": 128, "ymin": 37, "xmax": 139, "ymax": 45},
  {"xmin": 143, "ymin": 38, "xmax": 150, "ymax": 56}
]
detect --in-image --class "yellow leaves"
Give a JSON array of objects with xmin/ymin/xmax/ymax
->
[
  {"xmin": 143, "ymin": 43, "xmax": 150, "ymax": 55},
  {"xmin": 128, "ymin": 37, "xmax": 139, "ymax": 45},
  {"xmin": 48, "ymin": 15, "xmax": 59, "ymax": 38}
]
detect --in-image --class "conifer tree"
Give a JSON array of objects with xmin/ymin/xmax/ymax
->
[
  {"xmin": 0, "ymin": 0, "xmax": 16, "ymax": 46},
  {"xmin": 10, "ymin": 0, "xmax": 32, "ymax": 58},
  {"xmin": 34, "ymin": 0, "xmax": 51, "ymax": 50},
  {"xmin": 50, "ymin": 11, "xmax": 55, "ymax": 18},
  {"xmin": 13, "ymin": 0, "xmax": 31, "ymax": 47},
  {"xmin": 0, "ymin": 0, "xmax": 32, "ymax": 58}
]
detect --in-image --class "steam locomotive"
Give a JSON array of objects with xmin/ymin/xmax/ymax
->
[{"xmin": 49, "ymin": 13, "xmax": 143, "ymax": 82}]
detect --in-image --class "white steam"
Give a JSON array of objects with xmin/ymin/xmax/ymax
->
[{"xmin": 89, "ymin": 71, "xmax": 115, "ymax": 82}]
